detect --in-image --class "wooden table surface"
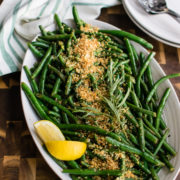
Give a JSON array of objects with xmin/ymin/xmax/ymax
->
[{"xmin": 0, "ymin": 3, "xmax": 180, "ymax": 180}]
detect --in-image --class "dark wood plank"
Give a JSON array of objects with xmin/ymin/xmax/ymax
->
[
  {"xmin": 2, "ymin": 156, "xmax": 20, "ymax": 180},
  {"xmin": 19, "ymin": 158, "xmax": 36, "ymax": 180}
]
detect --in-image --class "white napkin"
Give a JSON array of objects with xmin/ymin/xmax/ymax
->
[{"xmin": 0, "ymin": 0, "xmax": 120, "ymax": 76}]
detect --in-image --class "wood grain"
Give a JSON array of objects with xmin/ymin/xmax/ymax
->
[{"xmin": 0, "ymin": 4, "xmax": 179, "ymax": 180}]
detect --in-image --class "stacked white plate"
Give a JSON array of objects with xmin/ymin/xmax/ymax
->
[{"xmin": 122, "ymin": 0, "xmax": 180, "ymax": 48}]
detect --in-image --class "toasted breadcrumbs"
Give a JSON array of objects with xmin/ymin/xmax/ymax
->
[{"xmin": 63, "ymin": 24, "xmax": 140, "ymax": 180}]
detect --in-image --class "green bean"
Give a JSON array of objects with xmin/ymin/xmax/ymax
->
[
  {"xmin": 48, "ymin": 111, "xmax": 60, "ymax": 118},
  {"xmin": 139, "ymin": 52, "xmax": 146, "ymax": 82},
  {"xmin": 52, "ymin": 106, "xmax": 59, "ymax": 112},
  {"xmin": 58, "ymin": 41, "xmax": 65, "ymax": 50},
  {"xmin": 58, "ymin": 124, "xmax": 121, "ymax": 142},
  {"xmin": 28, "ymin": 43, "xmax": 43, "ymax": 58},
  {"xmin": 57, "ymin": 49, "xmax": 63, "ymax": 58},
  {"xmin": 155, "ymin": 167, "xmax": 161, "ymax": 174},
  {"xmin": 54, "ymin": 13, "xmax": 64, "ymax": 34},
  {"xmin": 114, "ymin": 60, "xmax": 130, "ymax": 72},
  {"xmin": 145, "ymin": 60, "xmax": 158, "ymax": 100},
  {"xmin": 39, "ymin": 25, "xmax": 47, "ymax": 36},
  {"xmin": 23, "ymin": 66, "xmax": 39, "ymax": 93},
  {"xmin": 128, "ymin": 132, "xmax": 153, "ymax": 155},
  {"xmin": 131, "ymin": 169, "xmax": 143, "ymax": 176},
  {"xmin": 39, "ymin": 34, "xmax": 71, "ymax": 41},
  {"xmin": 154, "ymin": 129, "xmax": 169, "ymax": 156},
  {"xmin": 144, "ymin": 123, "xmax": 157, "ymax": 137},
  {"xmin": 39, "ymin": 56, "xmax": 53, "ymax": 94},
  {"xmin": 65, "ymin": 71, "xmax": 73, "ymax": 95},
  {"xmin": 124, "ymin": 65, "xmax": 132, "ymax": 75},
  {"xmin": 144, "ymin": 129, "xmax": 176, "ymax": 156},
  {"xmin": 63, "ymin": 169, "xmax": 122, "ymax": 176},
  {"xmin": 36, "ymin": 94, "xmax": 78, "ymax": 123},
  {"xmin": 52, "ymin": 94, "xmax": 62, "ymax": 101},
  {"xmin": 36, "ymin": 38, "xmax": 51, "ymax": 44},
  {"xmin": 48, "ymin": 64, "xmax": 65, "ymax": 81},
  {"xmin": 71, "ymin": 176, "xmax": 80, "ymax": 180},
  {"xmin": 48, "ymin": 73, "xmax": 56, "ymax": 81},
  {"xmin": 61, "ymin": 130, "xmax": 81, "ymax": 137},
  {"xmin": 47, "ymin": 31, "xmax": 55, "ymax": 35},
  {"xmin": 72, "ymin": 5, "xmax": 85, "ymax": 28},
  {"xmin": 118, "ymin": 133, "xmax": 132, "ymax": 145},
  {"xmin": 52, "ymin": 42, "xmax": 57, "ymax": 56},
  {"xmin": 99, "ymin": 30, "xmax": 153, "ymax": 49},
  {"xmin": 119, "ymin": 77, "xmax": 132, "ymax": 107},
  {"xmin": 126, "ymin": 102, "xmax": 156, "ymax": 117},
  {"xmin": 124, "ymin": 38, "xmax": 137, "ymax": 76},
  {"xmin": 75, "ymin": 79, "xmax": 82, "ymax": 89},
  {"xmin": 21, "ymin": 82, "xmax": 51, "ymax": 120},
  {"xmin": 155, "ymin": 88, "xmax": 170, "ymax": 130},
  {"xmin": 65, "ymin": 67, "xmax": 74, "ymax": 74},
  {"xmin": 136, "ymin": 52, "xmax": 155, "ymax": 97},
  {"xmin": 160, "ymin": 117, "xmax": 167, "ymax": 130},
  {"xmin": 146, "ymin": 73, "xmax": 180, "ymax": 103},
  {"xmin": 87, "ymin": 149, "xmax": 105, "ymax": 161},
  {"xmin": 38, "ymin": 99, "xmax": 49, "ymax": 112},
  {"xmin": 32, "ymin": 41, "xmax": 49, "ymax": 49},
  {"xmin": 124, "ymin": 110, "xmax": 139, "ymax": 127},
  {"xmin": 66, "ymin": 32, "xmax": 74, "ymax": 56},
  {"xmin": 111, "ymin": 52, "xmax": 128, "ymax": 59},
  {"xmin": 125, "ymin": 105, "xmax": 160, "ymax": 146},
  {"xmin": 58, "ymin": 55, "xmax": 66, "ymax": 67},
  {"xmin": 140, "ymin": 79, "xmax": 149, "ymax": 96},
  {"xmin": 45, "ymin": 83, "xmax": 54, "ymax": 90},
  {"xmin": 81, "ymin": 161, "xmax": 89, "ymax": 168},
  {"xmin": 66, "ymin": 161, "xmax": 80, "ymax": 169},
  {"xmin": 32, "ymin": 46, "xmax": 52, "ymax": 79},
  {"xmin": 108, "ymin": 40, "xmax": 126, "ymax": 50},
  {"xmin": 128, "ymin": 132, "xmax": 138, "ymax": 145},
  {"xmin": 107, "ymin": 44, "xmax": 123, "ymax": 53},
  {"xmin": 131, "ymin": 45, "xmax": 138, "ymax": 62},
  {"xmin": 130, "ymin": 90, "xmax": 142, "ymax": 117},
  {"xmin": 143, "ymin": 116, "xmax": 161, "ymax": 138},
  {"xmin": 144, "ymin": 129, "xmax": 158, "ymax": 144},
  {"xmin": 120, "ymin": 158, "xmax": 126, "ymax": 173},
  {"xmin": 144, "ymin": 103, "xmax": 154, "ymax": 124},
  {"xmin": 51, "ymin": 78, "xmax": 61, "ymax": 96},
  {"xmin": 68, "ymin": 96, "xmax": 75, "ymax": 107},
  {"xmin": 129, "ymin": 154, "xmax": 151, "ymax": 174},
  {"xmin": 160, "ymin": 154, "xmax": 174, "ymax": 172},
  {"xmin": 88, "ymin": 74, "xmax": 97, "ymax": 90},
  {"xmin": 62, "ymin": 112, "xmax": 70, "ymax": 124},
  {"xmin": 106, "ymin": 137, "xmax": 164, "ymax": 166},
  {"xmin": 150, "ymin": 167, "xmax": 160, "ymax": 180},
  {"xmin": 138, "ymin": 118, "xmax": 145, "ymax": 152},
  {"xmin": 62, "ymin": 23, "xmax": 72, "ymax": 33},
  {"xmin": 140, "ymin": 79, "xmax": 158, "ymax": 110}
]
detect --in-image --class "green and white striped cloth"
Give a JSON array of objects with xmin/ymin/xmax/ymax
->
[{"xmin": 0, "ymin": 0, "xmax": 120, "ymax": 76}]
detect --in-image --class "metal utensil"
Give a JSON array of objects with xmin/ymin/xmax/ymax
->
[{"xmin": 138, "ymin": 0, "xmax": 180, "ymax": 23}]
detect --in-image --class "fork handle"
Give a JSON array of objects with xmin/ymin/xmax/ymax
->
[{"xmin": 167, "ymin": 9, "xmax": 180, "ymax": 23}]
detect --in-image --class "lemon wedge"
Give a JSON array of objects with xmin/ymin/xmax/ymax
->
[
  {"xmin": 34, "ymin": 120, "xmax": 65, "ymax": 143},
  {"xmin": 45, "ymin": 140, "xmax": 87, "ymax": 161}
]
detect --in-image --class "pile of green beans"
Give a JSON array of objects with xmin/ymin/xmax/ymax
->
[{"xmin": 21, "ymin": 5, "xmax": 179, "ymax": 180}]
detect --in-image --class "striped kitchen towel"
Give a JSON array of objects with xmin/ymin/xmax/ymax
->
[{"xmin": 0, "ymin": 0, "xmax": 120, "ymax": 76}]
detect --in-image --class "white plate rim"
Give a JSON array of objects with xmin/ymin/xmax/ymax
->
[
  {"xmin": 122, "ymin": 0, "xmax": 180, "ymax": 48},
  {"xmin": 20, "ymin": 19, "xmax": 180, "ymax": 180}
]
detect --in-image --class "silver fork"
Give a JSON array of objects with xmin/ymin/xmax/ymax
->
[{"xmin": 138, "ymin": 0, "xmax": 180, "ymax": 23}]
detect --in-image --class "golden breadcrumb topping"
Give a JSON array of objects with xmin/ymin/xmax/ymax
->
[{"xmin": 63, "ymin": 24, "xmax": 140, "ymax": 179}]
